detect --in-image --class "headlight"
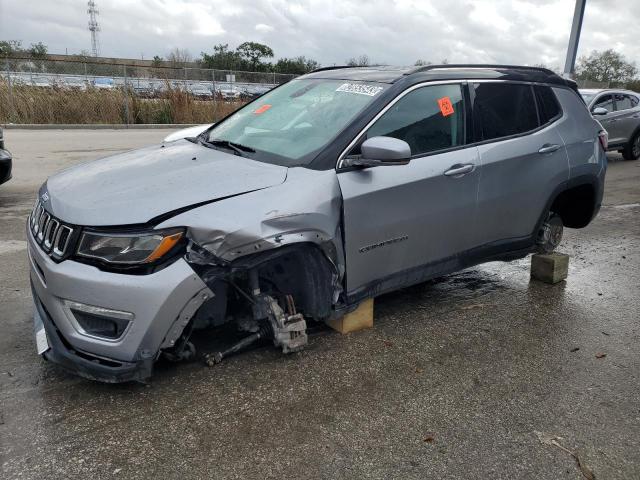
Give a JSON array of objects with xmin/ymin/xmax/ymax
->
[{"xmin": 76, "ymin": 228, "xmax": 184, "ymax": 265}]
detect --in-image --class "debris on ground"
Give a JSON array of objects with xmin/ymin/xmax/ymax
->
[
  {"xmin": 570, "ymin": 347, "xmax": 580, "ymax": 352},
  {"xmin": 423, "ymin": 433, "xmax": 435, "ymax": 443},
  {"xmin": 595, "ymin": 352, "xmax": 607, "ymax": 359},
  {"xmin": 460, "ymin": 303, "xmax": 489, "ymax": 311},
  {"xmin": 535, "ymin": 431, "xmax": 596, "ymax": 480}
]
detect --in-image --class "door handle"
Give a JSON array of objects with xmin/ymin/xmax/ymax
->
[
  {"xmin": 538, "ymin": 144, "xmax": 561, "ymax": 154},
  {"xmin": 444, "ymin": 164, "xmax": 475, "ymax": 177},
  {"xmin": 608, "ymin": 118, "xmax": 619, "ymax": 123}
]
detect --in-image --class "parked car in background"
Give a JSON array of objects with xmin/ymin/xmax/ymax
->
[
  {"xmin": 93, "ymin": 77, "xmax": 114, "ymax": 90},
  {"xmin": 0, "ymin": 127, "xmax": 12, "ymax": 186},
  {"xmin": 31, "ymin": 76, "xmax": 53, "ymax": 89},
  {"xmin": 218, "ymin": 86, "xmax": 241, "ymax": 101},
  {"xmin": 63, "ymin": 77, "xmax": 89, "ymax": 91},
  {"xmin": 28, "ymin": 65, "xmax": 606, "ymax": 382},
  {"xmin": 580, "ymin": 88, "xmax": 640, "ymax": 160},
  {"xmin": 163, "ymin": 124, "xmax": 213, "ymax": 142},
  {"xmin": 188, "ymin": 83, "xmax": 214, "ymax": 99}
]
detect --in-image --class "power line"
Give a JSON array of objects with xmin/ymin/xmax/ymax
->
[{"xmin": 87, "ymin": 1, "xmax": 101, "ymax": 57}]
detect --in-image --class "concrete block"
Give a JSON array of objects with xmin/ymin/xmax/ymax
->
[
  {"xmin": 326, "ymin": 298, "xmax": 374, "ymax": 334},
  {"xmin": 531, "ymin": 252, "xmax": 569, "ymax": 284}
]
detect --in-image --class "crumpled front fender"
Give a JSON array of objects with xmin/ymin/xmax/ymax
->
[{"xmin": 157, "ymin": 167, "xmax": 345, "ymax": 275}]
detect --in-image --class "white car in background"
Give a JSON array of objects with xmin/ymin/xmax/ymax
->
[{"xmin": 163, "ymin": 124, "xmax": 213, "ymax": 142}]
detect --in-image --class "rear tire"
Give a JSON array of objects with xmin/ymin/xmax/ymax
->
[
  {"xmin": 622, "ymin": 131, "xmax": 640, "ymax": 160},
  {"xmin": 536, "ymin": 213, "xmax": 563, "ymax": 254}
]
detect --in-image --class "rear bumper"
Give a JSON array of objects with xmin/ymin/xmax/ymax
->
[{"xmin": 0, "ymin": 149, "xmax": 11, "ymax": 185}]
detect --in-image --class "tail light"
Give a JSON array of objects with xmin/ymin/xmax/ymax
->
[{"xmin": 598, "ymin": 130, "xmax": 608, "ymax": 151}]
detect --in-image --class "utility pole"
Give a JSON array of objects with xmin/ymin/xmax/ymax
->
[
  {"xmin": 87, "ymin": 1, "xmax": 101, "ymax": 57},
  {"xmin": 563, "ymin": 0, "xmax": 586, "ymax": 78}
]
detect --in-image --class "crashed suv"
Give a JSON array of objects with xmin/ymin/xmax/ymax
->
[{"xmin": 28, "ymin": 65, "xmax": 607, "ymax": 382}]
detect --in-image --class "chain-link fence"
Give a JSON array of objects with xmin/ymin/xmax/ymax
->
[
  {"xmin": 575, "ymin": 78, "xmax": 611, "ymax": 89},
  {"xmin": 1, "ymin": 57, "xmax": 296, "ymax": 124}
]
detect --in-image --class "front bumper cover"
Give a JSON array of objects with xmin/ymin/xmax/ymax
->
[{"xmin": 33, "ymin": 283, "xmax": 154, "ymax": 383}]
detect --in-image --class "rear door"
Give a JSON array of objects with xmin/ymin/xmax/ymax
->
[
  {"xmin": 472, "ymin": 82, "xmax": 568, "ymax": 245},
  {"xmin": 612, "ymin": 93, "xmax": 640, "ymax": 144},
  {"xmin": 337, "ymin": 83, "xmax": 480, "ymax": 294}
]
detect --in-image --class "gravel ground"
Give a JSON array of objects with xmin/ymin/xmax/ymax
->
[{"xmin": 1, "ymin": 129, "xmax": 639, "ymax": 479}]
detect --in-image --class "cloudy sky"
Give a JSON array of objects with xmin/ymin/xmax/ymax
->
[{"xmin": 0, "ymin": 0, "xmax": 638, "ymax": 69}]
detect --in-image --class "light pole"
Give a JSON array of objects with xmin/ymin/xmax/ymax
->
[{"xmin": 563, "ymin": 0, "xmax": 587, "ymax": 78}]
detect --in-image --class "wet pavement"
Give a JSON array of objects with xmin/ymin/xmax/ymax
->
[{"xmin": 1, "ymin": 129, "xmax": 639, "ymax": 479}]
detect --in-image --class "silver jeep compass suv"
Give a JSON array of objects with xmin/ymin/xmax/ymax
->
[{"xmin": 28, "ymin": 65, "xmax": 607, "ymax": 382}]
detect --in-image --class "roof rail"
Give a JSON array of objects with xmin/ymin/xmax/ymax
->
[
  {"xmin": 409, "ymin": 63, "xmax": 557, "ymax": 75},
  {"xmin": 308, "ymin": 65, "xmax": 360, "ymax": 73}
]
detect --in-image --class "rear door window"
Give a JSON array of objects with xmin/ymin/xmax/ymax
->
[
  {"xmin": 362, "ymin": 83, "xmax": 465, "ymax": 156},
  {"xmin": 534, "ymin": 86, "xmax": 562, "ymax": 124},
  {"xmin": 472, "ymin": 83, "xmax": 538, "ymax": 141},
  {"xmin": 614, "ymin": 93, "xmax": 636, "ymax": 111}
]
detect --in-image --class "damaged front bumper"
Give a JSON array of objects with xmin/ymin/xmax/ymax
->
[
  {"xmin": 32, "ymin": 287, "xmax": 154, "ymax": 383},
  {"xmin": 27, "ymin": 227, "xmax": 212, "ymax": 382}
]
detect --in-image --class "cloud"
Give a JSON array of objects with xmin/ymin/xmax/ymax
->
[
  {"xmin": 0, "ymin": 0, "xmax": 637, "ymax": 69},
  {"xmin": 255, "ymin": 23, "xmax": 274, "ymax": 33}
]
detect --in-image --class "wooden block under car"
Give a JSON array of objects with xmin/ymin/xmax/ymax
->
[
  {"xmin": 326, "ymin": 298, "xmax": 374, "ymax": 334},
  {"xmin": 530, "ymin": 252, "xmax": 569, "ymax": 284}
]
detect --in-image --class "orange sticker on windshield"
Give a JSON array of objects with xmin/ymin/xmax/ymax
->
[
  {"xmin": 253, "ymin": 104, "xmax": 272, "ymax": 114},
  {"xmin": 437, "ymin": 97, "xmax": 454, "ymax": 117}
]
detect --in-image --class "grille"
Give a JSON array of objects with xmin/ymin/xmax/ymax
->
[{"xmin": 29, "ymin": 200, "xmax": 75, "ymax": 260}]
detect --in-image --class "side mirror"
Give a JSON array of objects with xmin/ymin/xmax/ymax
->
[
  {"xmin": 343, "ymin": 136, "xmax": 411, "ymax": 168},
  {"xmin": 592, "ymin": 107, "xmax": 609, "ymax": 116}
]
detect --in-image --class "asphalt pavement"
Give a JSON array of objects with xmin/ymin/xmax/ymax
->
[{"xmin": 1, "ymin": 129, "xmax": 639, "ymax": 479}]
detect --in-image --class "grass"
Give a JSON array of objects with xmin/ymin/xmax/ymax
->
[{"xmin": 0, "ymin": 80, "xmax": 245, "ymax": 124}]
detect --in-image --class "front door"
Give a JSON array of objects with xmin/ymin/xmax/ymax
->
[
  {"xmin": 337, "ymin": 83, "xmax": 480, "ymax": 295},
  {"xmin": 592, "ymin": 93, "xmax": 624, "ymax": 145}
]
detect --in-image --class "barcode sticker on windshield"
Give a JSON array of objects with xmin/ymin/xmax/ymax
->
[{"xmin": 336, "ymin": 83, "xmax": 384, "ymax": 96}]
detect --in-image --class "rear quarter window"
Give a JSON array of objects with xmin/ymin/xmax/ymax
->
[
  {"xmin": 472, "ymin": 83, "xmax": 538, "ymax": 141},
  {"xmin": 535, "ymin": 86, "xmax": 562, "ymax": 124}
]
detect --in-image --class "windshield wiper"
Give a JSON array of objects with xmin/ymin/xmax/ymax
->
[{"xmin": 202, "ymin": 138, "xmax": 255, "ymax": 156}]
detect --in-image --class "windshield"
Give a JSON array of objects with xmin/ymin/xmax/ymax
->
[
  {"xmin": 205, "ymin": 79, "xmax": 388, "ymax": 166},
  {"xmin": 580, "ymin": 92, "xmax": 596, "ymax": 104}
]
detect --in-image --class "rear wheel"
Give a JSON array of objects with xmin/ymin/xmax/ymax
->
[
  {"xmin": 536, "ymin": 213, "xmax": 563, "ymax": 254},
  {"xmin": 622, "ymin": 131, "xmax": 640, "ymax": 160}
]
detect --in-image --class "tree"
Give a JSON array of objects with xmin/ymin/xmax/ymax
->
[
  {"xmin": 236, "ymin": 42, "xmax": 274, "ymax": 70},
  {"xmin": 414, "ymin": 59, "xmax": 431, "ymax": 66},
  {"xmin": 576, "ymin": 49, "xmax": 637, "ymax": 84},
  {"xmin": 200, "ymin": 43, "xmax": 242, "ymax": 70},
  {"xmin": 273, "ymin": 56, "xmax": 320, "ymax": 74},
  {"xmin": 29, "ymin": 42, "xmax": 48, "ymax": 59},
  {"xmin": 0, "ymin": 40, "xmax": 23, "ymax": 57},
  {"xmin": 346, "ymin": 55, "xmax": 370, "ymax": 67},
  {"xmin": 151, "ymin": 55, "xmax": 163, "ymax": 67},
  {"xmin": 166, "ymin": 48, "xmax": 192, "ymax": 68}
]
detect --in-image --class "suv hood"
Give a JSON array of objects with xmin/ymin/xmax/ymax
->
[{"xmin": 44, "ymin": 140, "xmax": 288, "ymax": 226}]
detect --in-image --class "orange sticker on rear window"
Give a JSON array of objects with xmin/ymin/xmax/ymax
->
[
  {"xmin": 253, "ymin": 104, "xmax": 272, "ymax": 114},
  {"xmin": 437, "ymin": 97, "xmax": 454, "ymax": 117}
]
